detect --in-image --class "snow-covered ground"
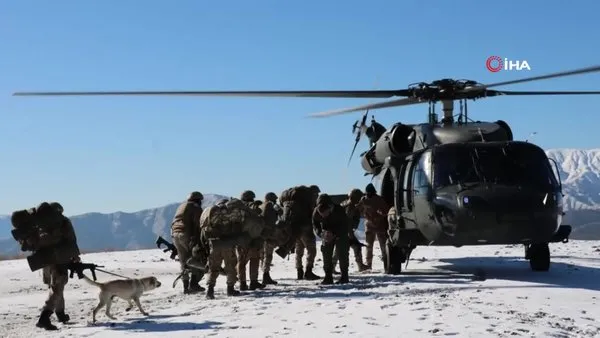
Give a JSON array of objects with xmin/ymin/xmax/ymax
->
[{"xmin": 1, "ymin": 240, "xmax": 599, "ymax": 338}]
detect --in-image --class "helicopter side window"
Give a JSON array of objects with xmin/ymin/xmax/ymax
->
[{"xmin": 413, "ymin": 152, "xmax": 431, "ymax": 195}]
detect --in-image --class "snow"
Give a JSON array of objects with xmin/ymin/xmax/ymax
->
[{"xmin": 1, "ymin": 240, "xmax": 600, "ymax": 337}]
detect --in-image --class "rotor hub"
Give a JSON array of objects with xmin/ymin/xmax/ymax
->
[{"xmin": 407, "ymin": 79, "xmax": 488, "ymax": 102}]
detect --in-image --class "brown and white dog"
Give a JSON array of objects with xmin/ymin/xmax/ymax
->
[{"xmin": 82, "ymin": 275, "xmax": 162, "ymax": 323}]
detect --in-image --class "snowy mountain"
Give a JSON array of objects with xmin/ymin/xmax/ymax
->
[
  {"xmin": 0, "ymin": 241, "xmax": 599, "ymax": 337},
  {"xmin": 0, "ymin": 148, "xmax": 599, "ymax": 258},
  {"xmin": 0, "ymin": 194, "xmax": 229, "ymax": 258}
]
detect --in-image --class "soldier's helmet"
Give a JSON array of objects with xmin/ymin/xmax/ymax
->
[
  {"xmin": 348, "ymin": 188, "xmax": 363, "ymax": 200},
  {"xmin": 265, "ymin": 192, "xmax": 278, "ymax": 202},
  {"xmin": 316, "ymin": 193, "xmax": 333, "ymax": 206},
  {"xmin": 365, "ymin": 183, "xmax": 377, "ymax": 194},
  {"xmin": 309, "ymin": 185, "xmax": 321, "ymax": 194},
  {"xmin": 188, "ymin": 191, "xmax": 204, "ymax": 202},
  {"xmin": 50, "ymin": 202, "xmax": 64, "ymax": 214},
  {"xmin": 241, "ymin": 190, "xmax": 256, "ymax": 202}
]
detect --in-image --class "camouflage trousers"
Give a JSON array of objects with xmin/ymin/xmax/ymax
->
[
  {"xmin": 295, "ymin": 226, "xmax": 317, "ymax": 270},
  {"xmin": 365, "ymin": 230, "xmax": 388, "ymax": 267},
  {"xmin": 237, "ymin": 241, "xmax": 263, "ymax": 283},
  {"xmin": 42, "ymin": 264, "xmax": 69, "ymax": 312},
  {"xmin": 321, "ymin": 235, "xmax": 350, "ymax": 275},
  {"xmin": 206, "ymin": 243, "xmax": 238, "ymax": 287},
  {"xmin": 332, "ymin": 241, "xmax": 364, "ymax": 270},
  {"xmin": 172, "ymin": 232, "xmax": 200, "ymax": 283},
  {"xmin": 262, "ymin": 241, "xmax": 276, "ymax": 273}
]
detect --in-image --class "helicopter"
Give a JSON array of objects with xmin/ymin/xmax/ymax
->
[{"xmin": 13, "ymin": 64, "xmax": 600, "ymax": 274}]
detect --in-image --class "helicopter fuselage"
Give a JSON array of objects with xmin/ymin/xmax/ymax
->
[{"xmin": 361, "ymin": 121, "xmax": 570, "ymax": 248}]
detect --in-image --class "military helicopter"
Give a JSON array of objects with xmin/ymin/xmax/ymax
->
[{"xmin": 13, "ymin": 64, "xmax": 600, "ymax": 274}]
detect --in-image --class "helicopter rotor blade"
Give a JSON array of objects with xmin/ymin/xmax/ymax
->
[
  {"xmin": 347, "ymin": 110, "xmax": 369, "ymax": 166},
  {"xmin": 496, "ymin": 90, "xmax": 600, "ymax": 95},
  {"xmin": 308, "ymin": 97, "xmax": 423, "ymax": 118},
  {"xmin": 461, "ymin": 65, "xmax": 600, "ymax": 93},
  {"xmin": 12, "ymin": 89, "xmax": 411, "ymax": 99}
]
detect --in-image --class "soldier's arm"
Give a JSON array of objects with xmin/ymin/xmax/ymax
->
[
  {"xmin": 182, "ymin": 204, "xmax": 196, "ymax": 238},
  {"xmin": 312, "ymin": 209, "xmax": 323, "ymax": 237},
  {"xmin": 62, "ymin": 218, "xmax": 81, "ymax": 258}
]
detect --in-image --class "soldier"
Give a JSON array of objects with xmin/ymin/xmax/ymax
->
[
  {"xmin": 358, "ymin": 183, "xmax": 391, "ymax": 270},
  {"xmin": 294, "ymin": 185, "xmax": 321, "ymax": 280},
  {"xmin": 171, "ymin": 191, "xmax": 205, "ymax": 294},
  {"xmin": 205, "ymin": 229, "xmax": 241, "ymax": 299},
  {"xmin": 236, "ymin": 190, "xmax": 266, "ymax": 291},
  {"xmin": 37, "ymin": 202, "xmax": 81, "ymax": 331},
  {"xmin": 312, "ymin": 194, "xmax": 351, "ymax": 284},
  {"xmin": 333, "ymin": 189, "xmax": 369, "ymax": 272},
  {"xmin": 260, "ymin": 192, "xmax": 282, "ymax": 285}
]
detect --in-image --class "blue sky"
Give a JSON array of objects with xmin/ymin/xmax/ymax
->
[{"xmin": 1, "ymin": 0, "xmax": 599, "ymax": 215}]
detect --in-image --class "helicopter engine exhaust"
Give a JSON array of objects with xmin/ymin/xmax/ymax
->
[{"xmin": 361, "ymin": 123, "xmax": 415, "ymax": 174}]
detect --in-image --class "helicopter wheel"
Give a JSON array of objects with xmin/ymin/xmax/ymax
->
[
  {"xmin": 385, "ymin": 241, "xmax": 403, "ymax": 275},
  {"xmin": 526, "ymin": 243, "xmax": 550, "ymax": 272}
]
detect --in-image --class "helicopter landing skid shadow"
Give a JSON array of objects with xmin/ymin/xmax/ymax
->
[{"xmin": 434, "ymin": 256, "xmax": 600, "ymax": 292}]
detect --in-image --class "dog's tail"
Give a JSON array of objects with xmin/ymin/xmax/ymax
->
[{"xmin": 81, "ymin": 274, "xmax": 103, "ymax": 288}]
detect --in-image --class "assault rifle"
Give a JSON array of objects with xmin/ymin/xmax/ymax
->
[
  {"xmin": 67, "ymin": 262, "xmax": 104, "ymax": 281},
  {"xmin": 156, "ymin": 236, "xmax": 178, "ymax": 260}
]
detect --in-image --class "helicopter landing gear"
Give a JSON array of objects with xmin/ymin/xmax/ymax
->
[
  {"xmin": 525, "ymin": 243, "xmax": 550, "ymax": 272},
  {"xmin": 385, "ymin": 242, "xmax": 412, "ymax": 275}
]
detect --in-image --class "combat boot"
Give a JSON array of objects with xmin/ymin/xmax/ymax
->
[
  {"xmin": 182, "ymin": 279, "xmax": 191, "ymax": 294},
  {"xmin": 249, "ymin": 280, "xmax": 266, "ymax": 290},
  {"xmin": 262, "ymin": 272, "xmax": 278, "ymax": 285},
  {"xmin": 55, "ymin": 311, "xmax": 70, "ymax": 324},
  {"xmin": 335, "ymin": 271, "xmax": 349, "ymax": 284},
  {"xmin": 36, "ymin": 309, "xmax": 58, "ymax": 331},
  {"xmin": 206, "ymin": 285, "xmax": 215, "ymax": 300},
  {"xmin": 303, "ymin": 267, "xmax": 321, "ymax": 280},
  {"xmin": 321, "ymin": 271, "xmax": 334, "ymax": 285},
  {"xmin": 227, "ymin": 284, "xmax": 241, "ymax": 296},
  {"xmin": 297, "ymin": 267, "xmax": 304, "ymax": 280},
  {"xmin": 357, "ymin": 262, "xmax": 369, "ymax": 272},
  {"xmin": 188, "ymin": 275, "xmax": 205, "ymax": 293},
  {"xmin": 239, "ymin": 281, "xmax": 249, "ymax": 291}
]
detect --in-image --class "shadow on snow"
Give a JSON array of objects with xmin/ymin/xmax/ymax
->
[
  {"xmin": 92, "ymin": 315, "xmax": 225, "ymax": 332},
  {"xmin": 434, "ymin": 256, "xmax": 600, "ymax": 292}
]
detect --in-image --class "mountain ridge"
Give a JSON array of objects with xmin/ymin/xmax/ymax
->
[{"xmin": 1, "ymin": 148, "xmax": 599, "ymax": 256}]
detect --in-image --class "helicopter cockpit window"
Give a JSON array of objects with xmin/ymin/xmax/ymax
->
[{"xmin": 433, "ymin": 144, "xmax": 559, "ymax": 191}]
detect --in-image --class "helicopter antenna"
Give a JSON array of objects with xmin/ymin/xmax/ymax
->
[{"xmin": 525, "ymin": 131, "xmax": 538, "ymax": 143}]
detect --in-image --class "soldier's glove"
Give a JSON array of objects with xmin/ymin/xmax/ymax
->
[{"xmin": 322, "ymin": 230, "xmax": 335, "ymax": 243}]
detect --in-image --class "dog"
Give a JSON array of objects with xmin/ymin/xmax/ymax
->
[{"xmin": 82, "ymin": 274, "xmax": 162, "ymax": 323}]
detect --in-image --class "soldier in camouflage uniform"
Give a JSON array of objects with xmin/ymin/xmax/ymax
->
[
  {"xmin": 312, "ymin": 194, "xmax": 351, "ymax": 284},
  {"xmin": 294, "ymin": 185, "xmax": 321, "ymax": 280},
  {"xmin": 171, "ymin": 191, "xmax": 205, "ymax": 294},
  {"xmin": 333, "ymin": 189, "xmax": 369, "ymax": 272},
  {"xmin": 205, "ymin": 199, "xmax": 241, "ymax": 299},
  {"xmin": 236, "ymin": 190, "xmax": 266, "ymax": 290},
  {"xmin": 359, "ymin": 183, "xmax": 391, "ymax": 269},
  {"xmin": 37, "ymin": 202, "xmax": 81, "ymax": 331},
  {"xmin": 260, "ymin": 192, "xmax": 283, "ymax": 285}
]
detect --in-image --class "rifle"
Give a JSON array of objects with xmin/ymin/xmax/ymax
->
[
  {"xmin": 156, "ymin": 236, "xmax": 178, "ymax": 260},
  {"xmin": 67, "ymin": 262, "xmax": 104, "ymax": 281}
]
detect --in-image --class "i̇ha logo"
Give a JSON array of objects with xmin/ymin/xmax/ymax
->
[{"xmin": 486, "ymin": 56, "xmax": 531, "ymax": 72}]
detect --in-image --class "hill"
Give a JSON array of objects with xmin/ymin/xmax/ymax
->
[
  {"xmin": 0, "ymin": 240, "xmax": 598, "ymax": 337},
  {"xmin": 1, "ymin": 148, "xmax": 600, "ymax": 257}
]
